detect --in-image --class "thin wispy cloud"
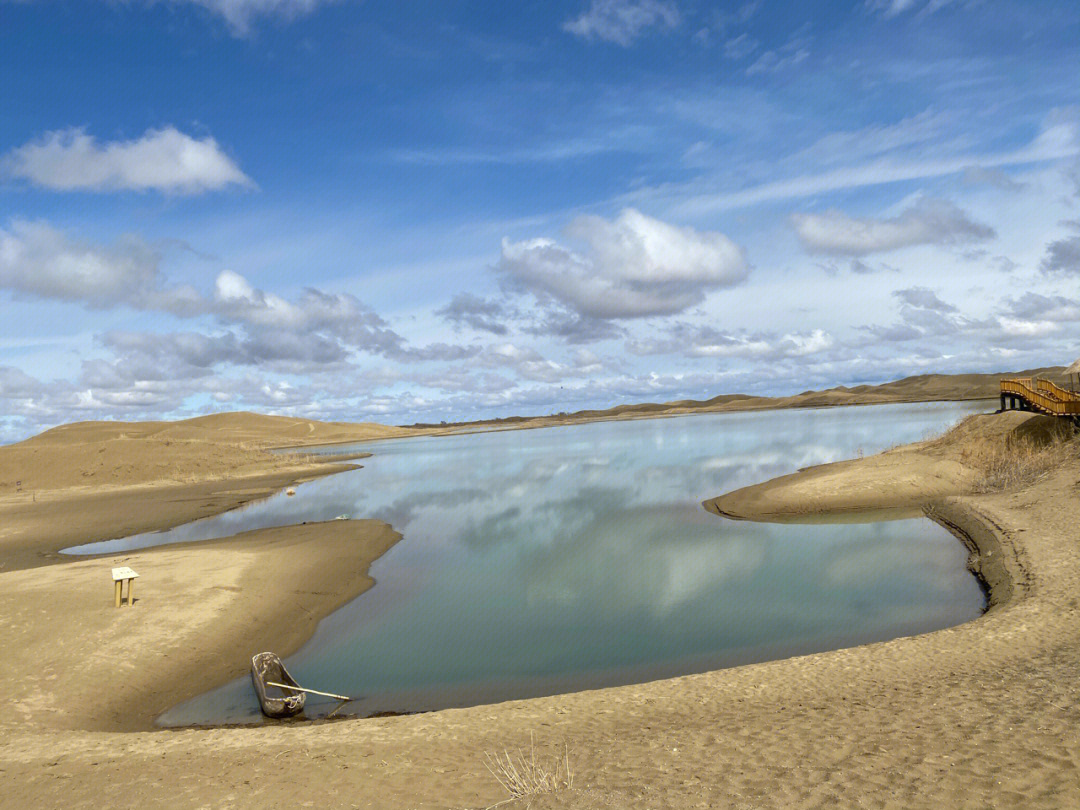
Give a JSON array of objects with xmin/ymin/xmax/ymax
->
[
  {"xmin": 165, "ymin": 0, "xmax": 343, "ymax": 35},
  {"xmin": 663, "ymin": 113, "xmax": 1080, "ymax": 216},
  {"xmin": 563, "ymin": 0, "xmax": 680, "ymax": 46},
  {"xmin": 865, "ymin": 0, "xmax": 968, "ymax": 18}
]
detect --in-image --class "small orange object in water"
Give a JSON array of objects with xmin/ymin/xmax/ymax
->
[{"xmin": 286, "ymin": 488, "xmax": 296, "ymax": 496}]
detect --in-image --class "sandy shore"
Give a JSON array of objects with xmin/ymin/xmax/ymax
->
[{"xmin": 3, "ymin": 410, "xmax": 1080, "ymax": 808}]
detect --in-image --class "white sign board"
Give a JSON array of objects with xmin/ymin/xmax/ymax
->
[{"xmin": 111, "ymin": 567, "xmax": 139, "ymax": 581}]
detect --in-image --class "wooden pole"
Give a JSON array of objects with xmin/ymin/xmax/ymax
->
[
  {"xmin": 264, "ymin": 681, "xmax": 351, "ymax": 701},
  {"xmin": 114, "ymin": 580, "xmax": 122, "ymax": 608},
  {"xmin": 127, "ymin": 578, "xmax": 135, "ymax": 606}
]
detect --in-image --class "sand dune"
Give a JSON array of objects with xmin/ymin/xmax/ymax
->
[
  {"xmin": 705, "ymin": 410, "xmax": 1060, "ymax": 519},
  {"xmin": 0, "ymin": 411, "xmax": 411, "ymax": 493}
]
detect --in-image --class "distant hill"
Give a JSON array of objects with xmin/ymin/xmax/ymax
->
[
  {"xmin": 20, "ymin": 411, "xmax": 412, "ymax": 449},
  {"xmin": 0, "ymin": 412, "xmax": 412, "ymax": 492},
  {"xmin": 4, "ymin": 366, "xmax": 1067, "ymax": 492},
  {"xmin": 407, "ymin": 366, "xmax": 1068, "ymax": 430}
]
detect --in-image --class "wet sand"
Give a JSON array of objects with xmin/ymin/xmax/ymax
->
[{"xmin": 2, "ymin": 410, "xmax": 1080, "ymax": 808}]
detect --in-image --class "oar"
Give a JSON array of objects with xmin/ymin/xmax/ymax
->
[{"xmin": 265, "ymin": 681, "xmax": 352, "ymax": 702}]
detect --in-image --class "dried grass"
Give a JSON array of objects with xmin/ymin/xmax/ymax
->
[
  {"xmin": 483, "ymin": 733, "xmax": 574, "ymax": 806},
  {"xmin": 960, "ymin": 422, "xmax": 1078, "ymax": 493}
]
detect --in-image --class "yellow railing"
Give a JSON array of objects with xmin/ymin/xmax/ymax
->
[
  {"xmin": 1036, "ymin": 378, "xmax": 1080, "ymax": 402},
  {"xmin": 1001, "ymin": 378, "xmax": 1080, "ymax": 415}
]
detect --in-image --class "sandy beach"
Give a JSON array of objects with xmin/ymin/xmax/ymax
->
[{"xmin": 3, "ymin": 407, "xmax": 1080, "ymax": 808}]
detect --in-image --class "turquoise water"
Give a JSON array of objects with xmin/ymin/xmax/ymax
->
[{"xmin": 70, "ymin": 401, "xmax": 990, "ymax": 724}]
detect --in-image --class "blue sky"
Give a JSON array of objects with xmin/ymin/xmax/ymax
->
[{"xmin": 1, "ymin": 0, "xmax": 1078, "ymax": 439}]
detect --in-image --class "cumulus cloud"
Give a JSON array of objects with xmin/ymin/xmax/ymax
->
[
  {"xmin": 862, "ymin": 286, "xmax": 999, "ymax": 343},
  {"xmin": 1, "ymin": 127, "xmax": 252, "ymax": 194},
  {"xmin": 436, "ymin": 293, "xmax": 511, "ymax": 335},
  {"xmin": 1040, "ymin": 234, "xmax": 1080, "ymax": 275},
  {"xmin": 0, "ymin": 220, "xmax": 201, "ymax": 312},
  {"xmin": 480, "ymin": 344, "xmax": 587, "ymax": 384},
  {"xmin": 0, "ymin": 364, "xmax": 44, "ymax": 399},
  {"xmin": 0, "ymin": 221, "xmax": 474, "ymax": 366},
  {"xmin": 628, "ymin": 323, "xmax": 835, "ymax": 361},
  {"xmin": 563, "ymin": 0, "xmax": 679, "ymax": 46},
  {"xmin": 498, "ymin": 208, "xmax": 747, "ymax": 320},
  {"xmin": 791, "ymin": 197, "xmax": 994, "ymax": 256},
  {"xmin": 1003, "ymin": 292, "xmax": 1080, "ymax": 324},
  {"xmin": 208, "ymin": 270, "xmax": 478, "ymax": 363},
  {"xmin": 893, "ymin": 287, "xmax": 956, "ymax": 312},
  {"xmin": 523, "ymin": 310, "xmax": 626, "ymax": 344}
]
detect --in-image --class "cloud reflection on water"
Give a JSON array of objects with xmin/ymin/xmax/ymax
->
[{"xmin": 81, "ymin": 402, "xmax": 990, "ymax": 725}]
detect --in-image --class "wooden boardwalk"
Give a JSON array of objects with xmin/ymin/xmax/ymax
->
[{"xmin": 1000, "ymin": 377, "xmax": 1080, "ymax": 418}]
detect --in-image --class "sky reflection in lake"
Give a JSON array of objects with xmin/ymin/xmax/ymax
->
[{"xmin": 90, "ymin": 401, "xmax": 989, "ymax": 725}]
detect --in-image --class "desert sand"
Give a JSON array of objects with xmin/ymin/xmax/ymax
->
[{"xmin": 2, "ymin": 402, "xmax": 1080, "ymax": 808}]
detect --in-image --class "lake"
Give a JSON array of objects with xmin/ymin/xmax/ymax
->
[{"xmin": 69, "ymin": 400, "xmax": 990, "ymax": 725}]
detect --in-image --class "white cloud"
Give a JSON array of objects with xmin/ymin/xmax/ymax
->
[
  {"xmin": 563, "ymin": 0, "xmax": 679, "ymax": 46},
  {"xmin": 1041, "ymin": 235, "xmax": 1080, "ymax": 275},
  {"xmin": 791, "ymin": 197, "xmax": 994, "ymax": 256},
  {"xmin": 865, "ymin": 0, "xmax": 968, "ymax": 17},
  {"xmin": 164, "ymin": 0, "xmax": 341, "ymax": 35},
  {"xmin": 498, "ymin": 208, "xmax": 747, "ymax": 319},
  {"xmin": 691, "ymin": 330, "xmax": 833, "ymax": 359},
  {"xmin": 791, "ymin": 109, "xmax": 951, "ymax": 168},
  {"xmin": 1003, "ymin": 292, "xmax": 1080, "ymax": 323},
  {"xmin": 628, "ymin": 323, "xmax": 835, "ymax": 361},
  {"xmin": 663, "ymin": 111, "xmax": 1080, "ymax": 216},
  {"xmin": 0, "ymin": 219, "xmax": 201, "ymax": 311},
  {"xmin": 893, "ymin": 286, "xmax": 957, "ymax": 313},
  {"xmin": 997, "ymin": 317, "xmax": 1060, "ymax": 338},
  {"xmin": 436, "ymin": 293, "xmax": 512, "ymax": 335},
  {"xmin": 1, "ymin": 127, "xmax": 252, "ymax": 194},
  {"xmin": 745, "ymin": 38, "xmax": 810, "ymax": 76},
  {"xmin": 0, "ymin": 220, "xmax": 476, "ymax": 364},
  {"xmin": 723, "ymin": 33, "xmax": 758, "ymax": 60}
]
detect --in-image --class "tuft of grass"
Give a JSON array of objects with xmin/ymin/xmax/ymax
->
[
  {"xmin": 960, "ymin": 423, "xmax": 1078, "ymax": 493},
  {"xmin": 483, "ymin": 733, "xmax": 574, "ymax": 806}
]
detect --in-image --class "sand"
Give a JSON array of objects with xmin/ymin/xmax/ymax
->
[{"xmin": 3, "ymin": 406, "xmax": 1080, "ymax": 808}]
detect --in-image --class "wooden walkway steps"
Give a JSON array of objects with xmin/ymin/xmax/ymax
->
[{"xmin": 1000, "ymin": 377, "xmax": 1080, "ymax": 419}]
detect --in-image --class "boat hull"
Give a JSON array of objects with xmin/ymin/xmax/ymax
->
[{"xmin": 251, "ymin": 651, "xmax": 306, "ymax": 719}]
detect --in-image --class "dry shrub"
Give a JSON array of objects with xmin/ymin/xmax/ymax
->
[
  {"xmin": 960, "ymin": 420, "xmax": 1078, "ymax": 493},
  {"xmin": 483, "ymin": 734, "xmax": 574, "ymax": 805}
]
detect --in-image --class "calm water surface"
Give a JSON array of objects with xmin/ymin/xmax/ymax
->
[{"xmin": 69, "ymin": 401, "xmax": 989, "ymax": 724}]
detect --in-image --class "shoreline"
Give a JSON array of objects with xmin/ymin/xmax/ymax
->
[
  {"xmin": 1, "ymin": 518, "xmax": 400, "ymax": 733},
  {"xmin": 4, "ymin": 408, "xmax": 1080, "ymax": 807},
  {"xmin": 0, "ymin": 454, "xmax": 369, "ymax": 572}
]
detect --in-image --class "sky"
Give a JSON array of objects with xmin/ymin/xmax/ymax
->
[{"xmin": 0, "ymin": 0, "xmax": 1078, "ymax": 440}]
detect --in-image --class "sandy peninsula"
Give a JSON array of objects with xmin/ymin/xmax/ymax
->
[{"xmin": 2, "ymin": 404, "xmax": 1080, "ymax": 808}]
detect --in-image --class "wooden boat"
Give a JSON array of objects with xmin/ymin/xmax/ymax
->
[{"xmin": 251, "ymin": 652, "xmax": 306, "ymax": 718}]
